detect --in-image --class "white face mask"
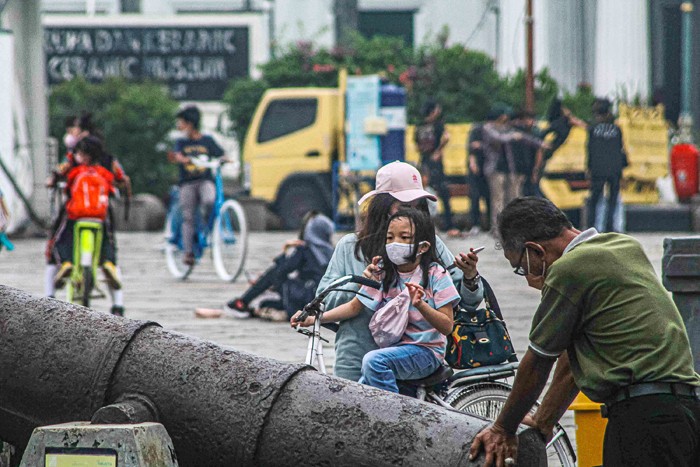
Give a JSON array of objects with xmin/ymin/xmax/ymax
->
[
  {"xmin": 385, "ymin": 241, "xmax": 426, "ymax": 266},
  {"xmin": 63, "ymin": 133, "xmax": 79, "ymax": 150}
]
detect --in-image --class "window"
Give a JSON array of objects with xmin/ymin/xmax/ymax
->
[
  {"xmin": 120, "ymin": 0, "xmax": 140, "ymax": 13},
  {"xmin": 358, "ymin": 10, "xmax": 414, "ymax": 46},
  {"xmin": 257, "ymin": 99, "xmax": 317, "ymax": 143}
]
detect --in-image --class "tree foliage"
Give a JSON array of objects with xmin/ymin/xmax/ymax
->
[
  {"xmin": 223, "ymin": 34, "xmax": 590, "ymax": 149},
  {"xmin": 48, "ymin": 78, "xmax": 178, "ymax": 197}
]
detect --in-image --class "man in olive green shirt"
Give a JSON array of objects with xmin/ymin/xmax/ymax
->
[{"xmin": 470, "ymin": 197, "xmax": 700, "ymax": 467}]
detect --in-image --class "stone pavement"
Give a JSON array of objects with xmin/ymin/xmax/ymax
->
[{"xmin": 0, "ymin": 229, "xmax": 683, "ymax": 453}]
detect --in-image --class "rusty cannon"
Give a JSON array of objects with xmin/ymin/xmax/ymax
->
[{"xmin": 0, "ymin": 286, "xmax": 546, "ymax": 466}]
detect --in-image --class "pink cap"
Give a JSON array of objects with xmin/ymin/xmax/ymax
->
[{"xmin": 358, "ymin": 161, "xmax": 437, "ymax": 205}]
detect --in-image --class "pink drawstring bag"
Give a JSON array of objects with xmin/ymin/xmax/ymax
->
[{"xmin": 369, "ymin": 269, "xmax": 420, "ymax": 348}]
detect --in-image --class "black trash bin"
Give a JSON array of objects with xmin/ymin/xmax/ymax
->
[{"xmin": 662, "ymin": 237, "xmax": 700, "ymax": 372}]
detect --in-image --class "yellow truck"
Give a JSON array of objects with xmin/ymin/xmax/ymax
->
[{"xmin": 243, "ymin": 81, "xmax": 668, "ymax": 229}]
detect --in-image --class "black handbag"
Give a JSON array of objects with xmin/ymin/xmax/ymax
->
[{"xmin": 445, "ymin": 278, "xmax": 517, "ymax": 369}]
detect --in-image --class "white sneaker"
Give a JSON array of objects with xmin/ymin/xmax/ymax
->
[
  {"xmin": 223, "ymin": 303, "xmax": 252, "ymax": 319},
  {"xmin": 468, "ymin": 226, "xmax": 482, "ymax": 236}
]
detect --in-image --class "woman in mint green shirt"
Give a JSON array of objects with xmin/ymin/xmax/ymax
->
[{"xmin": 318, "ymin": 162, "xmax": 483, "ymax": 381}]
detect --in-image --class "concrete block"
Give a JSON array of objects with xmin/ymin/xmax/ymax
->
[
  {"xmin": 691, "ymin": 195, "xmax": 700, "ymax": 232},
  {"xmin": 1, "ymin": 441, "xmax": 14, "ymax": 466},
  {"xmin": 111, "ymin": 194, "xmax": 167, "ymax": 232},
  {"xmin": 20, "ymin": 422, "xmax": 177, "ymax": 467},
  {"xmin": 237, "ymin": 197, "xmax": 268, "ymax": 231}
]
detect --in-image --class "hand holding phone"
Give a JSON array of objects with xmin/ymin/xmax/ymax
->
[{"xmin": 455, "ymin": 246, "xmax": 484, "ymax": 279}]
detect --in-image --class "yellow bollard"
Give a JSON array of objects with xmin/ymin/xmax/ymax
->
[{"xmin": 568, "ymin": 392, "xmax": 608, "ymax": 467}]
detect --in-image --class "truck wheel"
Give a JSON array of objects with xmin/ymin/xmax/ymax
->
[{"xmin": 277, "ymin": 184, "xmax": 329, "ymax": 230}]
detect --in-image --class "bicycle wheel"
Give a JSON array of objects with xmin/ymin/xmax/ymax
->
[
  {"xmin": 81, "ymin": 266, "xmax": 92, "ymax": 307},
  {"xmin": 164, "ymin": 211, "xmax": 193, "ymax": 279},
  {"xmin": 446, "ymin": 382, "xmax": 576, "ymax": 467},
  {"xmin": 212, "ymin": 199, "xmax": 248, "ymax": 282}
]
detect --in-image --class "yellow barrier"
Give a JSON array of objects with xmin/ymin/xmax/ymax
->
[
  {"xmin": 568, "ymin": 392, "xmax": 608, "ymax": 467},
  {"xmin": 405, "ymin": 105, "xmax": 669, "ymax": 213}
]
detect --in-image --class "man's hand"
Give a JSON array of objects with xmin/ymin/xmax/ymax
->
[
  {"xmin": 168, "ymin": 151, "xmax": 190, "ymax": 164},
  {"xmin": 469, "ymin": 423, "xmax": 519, "ymax": 467},
  {"xmin": 430, "ymin": 149, "xmax": 443, "ymax": 162},
  {"xmin": 283, "ymin": 239, "xmax": 305, "ymax": 252},
  {"xmin": 469, "ymin": 156, "xmax": 480, "ymax": 175}
]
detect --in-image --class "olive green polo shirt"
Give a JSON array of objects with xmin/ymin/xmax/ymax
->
[{"xmin": 529, "ymin": 231, "xmax": 700, "ymax": 402}]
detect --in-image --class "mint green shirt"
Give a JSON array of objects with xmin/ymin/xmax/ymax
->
[
  {"xmin": 320, "ymin": 233, "xmax": 482, "ymax": 381},
  {"xmin": 529, "ymin": 230, "xmax": 700, "ymax": 402}
]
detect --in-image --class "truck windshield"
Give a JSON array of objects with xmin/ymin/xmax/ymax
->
[{"xmin": 257, "ymin": 98, "xmax": 318, "ymax": 143}]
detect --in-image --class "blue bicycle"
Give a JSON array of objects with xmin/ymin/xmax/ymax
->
[{"xmin": 164, "ymin": 156, "xmax": 248, "ymax": 281}]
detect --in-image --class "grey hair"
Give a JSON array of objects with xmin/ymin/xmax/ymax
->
[{"xmin": 497, "ymin": 197, "xmax": 573, "ymax": 253}]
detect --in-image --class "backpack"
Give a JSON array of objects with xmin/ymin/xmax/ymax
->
[
  {"xmin": 415, "ymin": 123, "xmax": 437, "ymax": 155},
  {"xmin": 66, "ymin": 167, "xmax": 111, "ymax": 220}
]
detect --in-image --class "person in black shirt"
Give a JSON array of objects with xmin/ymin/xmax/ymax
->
[
  {"xmin": 170, "ymin": 106, "xmax": 225, "ymax": 265},
  {"xmin": 414, "ymin": 99, "xmax": 458, "ymax": 236},
  {"xmin": 466, "ymin": 123, "xmax": 490, "ymax": 234},
  {"xmin": 586, "ymin": 98, "xmax": 627, "ymax": 232},
  {"xmin": 511, "ymin": 111, "xmax": 545, "ymax": 197}
]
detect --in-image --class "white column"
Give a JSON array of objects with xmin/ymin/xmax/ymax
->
[
  {"xmin": 274, "ymin": 0, "xmax": 333, "ymax": 49},
  {"xmin": 0, "ymin": 32, "xmax": 14, "ymax": 178},
  {"xmin": 594, "ymin": 0, "xmax": 649, "ymax": 99},
  {"xmin": 497, "ymin": 0, "xmax": 548, "ymax": 77},
  {"xmin": 1, "ymin": 0, "xmax": 49, "ymax": 228}
]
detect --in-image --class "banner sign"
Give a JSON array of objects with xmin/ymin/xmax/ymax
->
[
  {"xmin": 44, "ymin": 26, "xmax": 249, "ymax": 100},
  {"xmin": 345, "ymin": 75, "xmax": 381, "ymax": 171}
]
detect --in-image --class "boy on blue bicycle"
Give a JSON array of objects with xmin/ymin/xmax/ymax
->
[{"xmin": 169, "ymin": 106, "xmax": 224, "ymax": 266}]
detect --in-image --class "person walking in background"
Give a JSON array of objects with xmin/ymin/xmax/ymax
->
[
  {"xmin": 586, "ymin": 98, "xmax": 627, "ymax": 232},
  {"xmin": 169, "ymin": 105, "xmax": 224, "ymax": 266},
  {"xmin": 466, "ymin": 122, "xmax": 490, "ymax": 235},
  {"xmin": 511, "ymin": 111, "xmax": 545, "ymax": 197},
  {"xmin": 223, "ymin": 211, "xmax": 335, "ymax": 322},
  {"xmin": 482, "ymin": 104, "xmax": 546, "ymax": 234},
  {"xmin": 541, "ymin": 99, "xmax": 585, "ymax": 159},
  {"xmin": 414, "ymin": 99, "xmax": 459, "ymax": 237}
]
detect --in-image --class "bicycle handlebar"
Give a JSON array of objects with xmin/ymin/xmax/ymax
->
[
  {"xmin": 294, "ymin": 275, "xmax": 381, "ymax": 324},
  {"xmin": 189, "ymin": 155, "xmax": 223, "ymax": 170}
]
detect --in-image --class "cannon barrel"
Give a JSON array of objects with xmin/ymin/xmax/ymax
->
[{"xmin": 0, "ymin": 286, "xmax": 546, "ymax": 466}]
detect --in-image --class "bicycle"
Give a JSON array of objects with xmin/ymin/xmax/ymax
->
[
  {"xmin": 65, "ymin": 218, "xmax": 104, "ymax": 307},
  {"xmin": 164, "ymin": 156, "xmax": 248, "ymax": 282},
  {"xmin": 294, "ymin": 274, "xmax": 577, "ymax": 466}
]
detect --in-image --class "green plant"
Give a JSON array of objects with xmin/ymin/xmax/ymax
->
[
  {"xmin": 49, "ymin": 78, "xmax": 178, "ymax": 197},
  {"xmin": 499, "ymin": 68, "xmax": 559, "ymax": 117},
  {"xmin": 562, "ymin": 82, "xmax": 596, "ymax": 122},
  {"xmin": 223, "ymin": 78, "xmax": 269, "ymax": 151}
]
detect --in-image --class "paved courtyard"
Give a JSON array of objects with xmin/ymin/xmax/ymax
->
[{"xmin": 0, "ymin": 228, "xmax": 690, "ymax": 453}]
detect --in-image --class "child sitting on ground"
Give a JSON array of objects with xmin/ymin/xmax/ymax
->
[
  {"xmin": 292, "ymin": 209, "xmax": 459, "ymax": 393},
  {"xmin": 52, "ymin": 136, "xmax": 117, "ymax": 289},
  {"xmin": 225, "ymin": 211, "xmax": 335, "ymax": 322}
]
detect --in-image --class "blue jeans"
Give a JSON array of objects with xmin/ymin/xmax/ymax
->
[{"xmin": 358, "ymin": 344, "xmax": 441, "ymax": 393}]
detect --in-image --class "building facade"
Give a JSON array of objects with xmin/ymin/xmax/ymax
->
[{"xmin": 41, "ymin": 0, "xmax": 652, "ymax": 101}]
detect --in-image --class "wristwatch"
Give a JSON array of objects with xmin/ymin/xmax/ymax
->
[{"xmin": 463, "ymin": 273, "xmax": 480, "ymax": 291}]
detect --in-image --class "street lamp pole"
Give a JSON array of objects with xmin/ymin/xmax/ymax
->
[
  {"xmin": 525, "ymin": 0, "xmax": 535, "ymax": 113},
  {"xmin": 679, "ymin": 1, "xmax": 694, "ymax": 143}
]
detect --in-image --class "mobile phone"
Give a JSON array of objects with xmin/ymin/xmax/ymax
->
[{"xmin": 471, "ymin": 246, "xmax": 486, "ymax": 254}]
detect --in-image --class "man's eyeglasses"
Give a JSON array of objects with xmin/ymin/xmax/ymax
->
[{"xmin": 513, "ymin": 247, "xmax": 529, "ymax": 276}]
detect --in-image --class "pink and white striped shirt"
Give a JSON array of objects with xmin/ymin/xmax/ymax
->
[{"xmin": 359, "ymin": 263, "xmax": 460, "ymax": 358}]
